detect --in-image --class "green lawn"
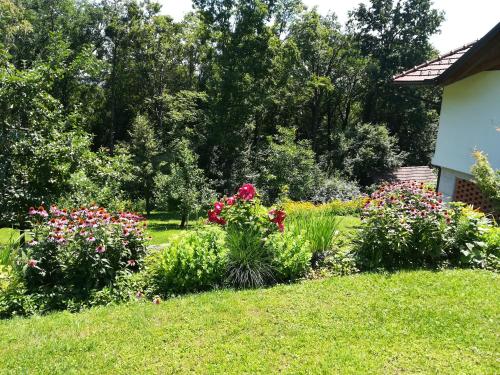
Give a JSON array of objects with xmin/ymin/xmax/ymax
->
[
  {"xmin": 145, "ymin": 211, "xmax": 192, "ymax": 245},
  {"xmin": 0, "ymin": 270, "xmax": 498, "ymax": 374}
]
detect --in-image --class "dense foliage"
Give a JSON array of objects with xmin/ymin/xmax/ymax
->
[
  {"xmin": 1, "ymin": 205, "xmax": 147, "ymax": 316},
  {"xmin": 0, "ymin": 0, "xmax": 445, "ymax": 225},
  {"xmin": 355, "ymin": 182, "xmax": 499, "ymax": 270},
  {"xmin": 471, "ymin": 151, "xmax": 500, "ymax": 212}
]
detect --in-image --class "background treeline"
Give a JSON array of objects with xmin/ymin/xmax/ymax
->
[{"xmin": 0, "ymin": 0, "xmax": 444, "ymax": 226}]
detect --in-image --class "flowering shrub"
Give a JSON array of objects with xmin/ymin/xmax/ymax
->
[
  {"xmin": 206, "ymin": 183, "xmax": 313, "ymax": 288},
  {"xmin": 355, "ymin": 181, "xmax": 499, "ymax": 271},
  {"xmin": 21, "ymin": 205, "xmax": 147, "ymax": 300},
  {"xmin": 355, "ymin": 181, "xmax": 448, "ymax": 270},
  {"xmin": 208, "ymin": 183, "xmax": 286, "ymax": 233}
]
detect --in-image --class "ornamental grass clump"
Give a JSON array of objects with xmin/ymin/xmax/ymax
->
[
  {"xmin": 22, "ymin": 205, "xmax": 147, "ymax": 301},
  {"xmin": 355, "ymin": 181, "xmax": 448, "ymax": 270}
]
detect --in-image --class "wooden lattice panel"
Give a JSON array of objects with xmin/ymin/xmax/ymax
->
[{"xmin": 453, "ymin": 178, "xmax": 495, "ymax": 215}]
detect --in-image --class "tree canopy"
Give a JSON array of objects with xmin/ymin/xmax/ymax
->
[{"xmin": 0, "ymin": 0, "xmax": 445, "ymax": 225}]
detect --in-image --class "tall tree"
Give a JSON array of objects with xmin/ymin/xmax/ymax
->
[{"xmin": 349, "ymin": 0, "xmax": 444, "ymax": 164}]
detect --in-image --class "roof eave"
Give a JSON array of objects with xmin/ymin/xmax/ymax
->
[{"xmin": 392, "ymin": 78, "xmax": 439, "ymax": 86}]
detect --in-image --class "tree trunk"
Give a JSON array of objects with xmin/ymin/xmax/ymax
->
[{"xmin": 180, "ymin": 213, "xmax": 188, "ymax": 229}]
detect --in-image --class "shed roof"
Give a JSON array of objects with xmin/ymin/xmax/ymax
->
[{"xmin": 387, "ymin": 166, "xmax": 437, "ymax": 184}]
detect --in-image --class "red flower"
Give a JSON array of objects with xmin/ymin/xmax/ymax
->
[
  {"xmin": 238, "ymin": 183, "xmax": 256, "ymax": 201},
  {"xmin": 269, "ymin": 209, "xmax": 286, "ymax": 231},
  {"xmin": 214, "ymin": 201, "xmax": 224, "ymax": 214},
  {"xmin": 226, "ymin": 196, "xmax": 236, "ymax": 206},
  {"xmin": 208, "ymin": 209, "xmax": 219, "ymax": 223}
]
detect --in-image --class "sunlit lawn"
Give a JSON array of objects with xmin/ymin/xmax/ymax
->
[{"xmin": 0, "ymin": 270, "xmax": 498, "ymax": 374}]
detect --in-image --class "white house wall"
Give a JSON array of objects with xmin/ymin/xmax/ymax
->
[{"xmin": 432, "ymin": 71, "xmax": 500, "ymax": 174}]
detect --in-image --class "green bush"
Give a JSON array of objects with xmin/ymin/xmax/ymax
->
[
  {"xmin": 256, "ymin": 127, "xmax": 323, "ymax": 203},
  {"xmin": 266, "ymin": 231, "xmax": 312, "ymax": 281},
  {"xmin": 471, "ymin": 151, "xmax": 500, "ymax": 212},
  {"xmin": 312, "ymin": 176, "xmax": 363, "ymax": 203},
  {"xmin": 444, "ymin": 204, "xmax": 499, "ymax": 270},
  {"xmin": 145, "ymin": 226, "xmax": 228, "ymax": 295},
  {"xmin": 483, "ymin": 226, "xmax": 500, "ymax": 271},
  {"xmin": 343, "ymin": 123, "xmax": 406, "ymax": 186}
]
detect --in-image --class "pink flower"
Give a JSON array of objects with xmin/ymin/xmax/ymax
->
[
  {"xmin": 135, "ymin": 291, "xmax": 144, "ymax": 299},
  {"xmin": 237, "ymin": 183, "xmax": 256, "ymax": 201},
  {"xmin": 213, "ymin": 201, "xmax": 224, "ymax": 214},
  {"xmin": 95, "ymin": 245, "xmax": 105, "ymax": 254},
  {"xmin": 28, "ymin": 240, "xmax": 39, "ymax": 246},
  {"xmin": 127, "ymin": 259, "xmax": 137, "ymax": 267},
  {"xmin": 28, "ymin": 207, "xmax": 37, "ymax": 215},
  {"xmin": 27, "ymin": 259, "xmax": 38, "ymax": 268},
  {"xmin": 37, "ymin": 206, "xmax": 48, "ymax": 217},
  {"xmin": 226, "ymin": 196, "xmax": 236, "ymax": 206},
  {"xmin": 87, "ymin": 236, "xmax": 96, "ymax": 242}
]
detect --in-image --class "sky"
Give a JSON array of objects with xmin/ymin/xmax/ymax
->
[{"xmin": 157, "ymin": 0, "xmax": 500, "ymax": 53}]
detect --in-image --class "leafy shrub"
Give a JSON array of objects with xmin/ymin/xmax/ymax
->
[
  {"xmin": 483, "ymin": 226, "xmax": 500, "ymax": 271},
  {"xmin": 444, "ymin": 204, "xmax": 499, "ymax": 270},
  {"xmin": 59, "ymin": 146, "xmax": 135, "ymax": 213},
  {"xmin": 256, "ymin": 127, "xmax": 323, "ymax": 203},
  {"xmin": 355, "ymin": 181, "xmax": 447, "ymax": 270},
  {"xmin": 471, "ymin": 151, "xmax": 500, "ymax": 212},
  {"xmin": 343, "ymin": 123, "xmax": 406, "ymax": 186},
  {"xmin": 21, "ymin": 205, "xmax": 147, "ymax": 301},
  {"xmin": 312, "ymin": 176, "xmax": 363, "ymax": 203},
  {"xmin": 310, "ymin": 248, "xmax": 358, "ymax": 278},
  {"xmin": 154, "ymin": 138, "xmax": 214, "ymax": 227},
  {"xmin": 266, "ymin": 231, "xmax": 312, "ymax": 281},
  {"xmin": 145, "ymin": 226, "xmax": 228, "ymax": 295}
]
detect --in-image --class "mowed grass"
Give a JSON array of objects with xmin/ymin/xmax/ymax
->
[
  {"xmin": 0, "ymin": 228, "xmax": 22, "ymax": 245},
  {"xmin": 0, "ymin": 270, "xmax": 498, "ymax": 374}
]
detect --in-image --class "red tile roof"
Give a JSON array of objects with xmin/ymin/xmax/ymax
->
[
  {"xmin": 389, "ymin": 166, "xmax": 437, "ymax": 184},
  {"xmin": 392, "ymin": 43, "xmax": 475, "ymax": 85}
]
